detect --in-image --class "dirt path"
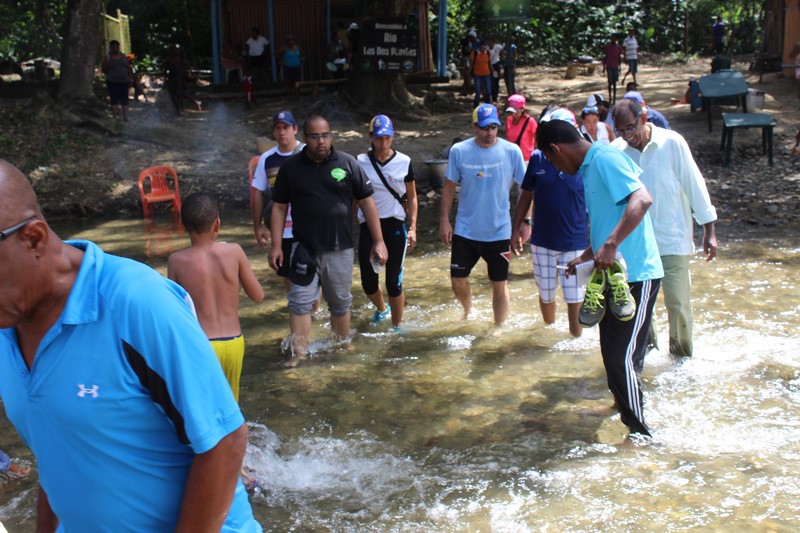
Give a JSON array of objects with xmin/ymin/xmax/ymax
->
[{"xmin": 3, "ymin": 56, "xmax": 799, "ymax": 234}]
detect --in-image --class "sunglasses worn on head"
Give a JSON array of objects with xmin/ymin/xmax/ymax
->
[
  {"xmin": 306, "ymin": 133, "xmax": 332, "ymax": 140},
  {"xmin": 478, "ymin": 124, "xmax": 499, "ymax": 131},
  {"xmin": 0, "ymin": 216, "xmax": 36, "ymax": 242}
]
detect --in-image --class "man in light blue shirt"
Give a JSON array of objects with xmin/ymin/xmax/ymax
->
[
  {"xmin": 0, "ymin": 159, "xmax": 261, "ymax": 532},
  {"xmin": 537, "ymin": 120, "xmax": 663, "ymax": 437},
  {"xmin": 439, "ymin": 104, "xmax": 527, "ymax": 325}
]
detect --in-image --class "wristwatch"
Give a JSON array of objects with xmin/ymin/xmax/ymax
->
[{"xmin": 523, "ymin": 218, "xmax": 532, "ymax": 225}]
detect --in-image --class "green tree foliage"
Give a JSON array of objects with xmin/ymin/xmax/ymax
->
[
  {"xmin": 430, "ymin": 0, "xmax": 766, "ymax": 66},
  {"xmin": 107, "ymin": 1, "xmax": 212, "ymax": 68},
  {"xmin": 0, "ymin": 0, "xmax": 66, "ymax": 61},
  {"xmin": 0, "ymin": 0, "xmax": 771, "ymax": 72},
  {"xmin": 0, "ymin": 0, "xmax": 214, "ymax": 67}
]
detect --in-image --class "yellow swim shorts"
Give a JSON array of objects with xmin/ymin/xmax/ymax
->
[{"xmin": 209, "ymin": 334, "xmax": 245, "ymax": 402}]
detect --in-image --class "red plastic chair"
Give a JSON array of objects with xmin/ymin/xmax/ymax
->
[
  {"xmin": 248, "ymin": 155, "xmax": 260, "ymax": 211},
  {"xmin": 138, "ymin": 166, "xmax": 181, "ymax": 218}
]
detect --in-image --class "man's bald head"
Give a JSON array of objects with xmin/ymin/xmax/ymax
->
[
  {"xmin": 0, "ymin": 159, "xmax": 41, "ymax": 225},
  {"xmin": 302, "ymin": 115, "xmax": 329, "ymax": 136},
  {"xmin": 0, "ymin": 160, "xmax": 81, "ymax": 333}
]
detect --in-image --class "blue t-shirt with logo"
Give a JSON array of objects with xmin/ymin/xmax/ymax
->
[
  {"xmin": 0, "ymin": 241, "xmax": 261, "ymax": 532},
  {"xmin": 446, "ymin": 137, "xmax": 526, "ymax": 242},
  {"xmin": 522, "ymin": 150, "xmax": 588, "ymax": 251},
  {"xmin": 580, "ymin": 143, "xmax": 663, "ymax": 282}
]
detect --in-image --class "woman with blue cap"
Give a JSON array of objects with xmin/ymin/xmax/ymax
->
[{"xmin": 356, "ymin": 115, "xmax": 418, "ymax": 330}]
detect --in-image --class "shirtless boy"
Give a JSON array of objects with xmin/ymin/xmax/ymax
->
[
  {"xmin": 168, "ymin": 193, "xmax": 264, "ymax": 400},
  {"xmin": 168, "ymin": 193, "xmax": 263, "ymax": 488}
]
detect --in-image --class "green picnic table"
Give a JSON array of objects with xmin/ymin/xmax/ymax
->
[{"xmin": 698, "ymin": 71, "xmax": 749, "ymax": 132}]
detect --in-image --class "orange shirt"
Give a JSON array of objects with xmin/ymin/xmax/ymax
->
[{"xmin": 470, "ymin": 50, "xmax": 491, "ymax": 77}]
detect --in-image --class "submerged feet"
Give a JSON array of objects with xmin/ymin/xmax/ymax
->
[
  {"xmin": 371, "ymin": 308, "xmax": 390, "ymax": 323},
  {"xmin": 7, "ymin": 462, "xmax": 30, "ymax": 479},
  {"xmin": 276, "ymin": 331, "xmax": 352, "ymax": 369},
  {"xmin": 280, "ymin": 354, "xmax": 304, "ymax": 368},
  {"xmin": 278, "ymin": 333, "xmax": 305, "ymax": 369},
  {"xmin": 241, "ymin": 468, "xmax": 259, "ymax": 493}
]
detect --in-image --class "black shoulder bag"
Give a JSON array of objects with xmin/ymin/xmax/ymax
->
[
  {"xmin": 368, "ymin": 151, "xmax": 408, "ymax": 210},
  {"xmin": 514, "ymin": 116, "xmax": 531, "ymax": 146}
]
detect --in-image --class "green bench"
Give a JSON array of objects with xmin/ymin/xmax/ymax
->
[{"xmin": 720, "ymin": 113, "xmax": 776, "ymax": 167}]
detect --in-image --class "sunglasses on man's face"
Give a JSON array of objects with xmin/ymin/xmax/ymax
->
[
  {"xmin": 478, "ymin": 124, "xmax": 499, "ymax": 131},
  {"xmin": 0, "ymin": 216, "xmax": 36, "ymax": 243},
  {"xmin": 615, "ymin": 123, "xmax": 640, "ymax": 137}
]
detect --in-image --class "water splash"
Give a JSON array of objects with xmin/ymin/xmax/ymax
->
[{"xmin": 245, "ymin": 423, "xmax": 421, "ymax": 521}]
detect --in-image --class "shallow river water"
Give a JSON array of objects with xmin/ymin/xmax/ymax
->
[{"xmin": 1, "ymin": 209, "xmax": 799, "ymax": 532}]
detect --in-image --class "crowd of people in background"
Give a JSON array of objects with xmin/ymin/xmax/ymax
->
[
  {"xmin": 459, "ymin": 29, "xmax": 517, "ymax": 105},
  {"xmin": 97, "ymin": 16, "xmax": 800, "ymax": 158}
]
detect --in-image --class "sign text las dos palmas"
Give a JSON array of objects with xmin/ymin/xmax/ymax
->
[{"xmin": 361, "ymin": 20, "xmax": 418, "ymax": 73}]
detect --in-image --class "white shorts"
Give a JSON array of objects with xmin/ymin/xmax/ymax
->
[{"xmin": 531, "ymin": 245, "xmax": 585, "ymax": 304}]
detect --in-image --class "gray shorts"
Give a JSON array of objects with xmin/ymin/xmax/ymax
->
[{"xmin": 288, "ymin": 246, "xmax": 353, "ymax": 316}]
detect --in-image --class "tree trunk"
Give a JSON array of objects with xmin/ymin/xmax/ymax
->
[
  {"xmin": 763, "ymin": 0, "xmax": 783, "ymax": 57},
  {"xmin": 181, "ymin": 0, "xmax": 196, "ymax": 62},
  {"xmin": 58, "ymin": 0, "xmax": 104, "ymax": 101},
  {"xmin": 346, "ymin": 70, "xmax": 424, "ymax": 118}
]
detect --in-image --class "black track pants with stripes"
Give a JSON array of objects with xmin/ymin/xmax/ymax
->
[{"xmin": 598, "ymin": 278, "xmax": 661, "ymax": 436}]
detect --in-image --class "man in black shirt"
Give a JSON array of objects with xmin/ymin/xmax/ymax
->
[{"xmin": 270, "ymin": 115, "xmax": 388, "ymax": 367}]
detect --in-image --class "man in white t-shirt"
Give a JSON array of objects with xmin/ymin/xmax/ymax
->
[
  {"xmin": 251, "ymin": 110, "xmax": 303, "ymax": 290},
  {"xmin": 246, "ymin": 27, "xmax": 270, "ymax": 79},
  {"xmin": 486, "ymin": 36, "xmax": 504, "ymax": 103},
  {"xmin": 622, "ymin": 28, "xmax": 639, "ymax": 85}
]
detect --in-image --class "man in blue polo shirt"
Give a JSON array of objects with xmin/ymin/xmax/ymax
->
[
  {"xmin": 536, "ymin": 121, "xmax": 663, "ymax": 437},
  {"xmin": 0, "ymin": 159, "xmax": 261, "ymax": 531},
  {"xmin": 511, "ymin": 108, "xmax": 589, "ymax": 337},
  {"xmin": 439, "ymin": 103, "xmax": 527, "ymax": 326}
]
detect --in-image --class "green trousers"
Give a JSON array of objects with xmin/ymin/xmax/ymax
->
[{"xmin": 649, "ymin": 255, "xmax": 693, "ymax": 357}]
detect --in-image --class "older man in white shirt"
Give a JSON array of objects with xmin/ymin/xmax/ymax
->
[{"xmin": 611, "ymin": 99, "xmax": 717, "ymax": 357}]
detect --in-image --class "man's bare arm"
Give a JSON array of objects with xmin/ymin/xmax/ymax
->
[
  {"xmin": 175, "ymin": 423, "xmax": 248, "ymax": 533},
  {"xmin": 36, "ymin": 485, "xmax": 58, "ymax": 533}
]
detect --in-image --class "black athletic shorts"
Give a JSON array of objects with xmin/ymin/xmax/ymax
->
[
  {"xmin": 450, "ymin": 234, "xmax": 511, "ymax": 282},
  {"xmin": 249, "ymin": 55, "xmax": 265, "ymax": 68},
  {"xmin": 107, "ymin": 81, "xmax": 129, "ymax": 106}
]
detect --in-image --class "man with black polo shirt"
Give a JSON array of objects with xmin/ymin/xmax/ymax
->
[{"xmin": 270, "ymin": 115, "xmax": 388, "ymax": 367}]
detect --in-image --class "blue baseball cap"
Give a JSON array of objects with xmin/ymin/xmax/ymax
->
[
  {"xmin": 472, "ymin": 104, "xmax": 501, "ymax": 127},
  {"xmin": 369, "ymin": 115, "xmax": 394, "ymax": 137},
  {"xmin": 272, "ymin": 110, "xmax": 297, "ymax": 127}
]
